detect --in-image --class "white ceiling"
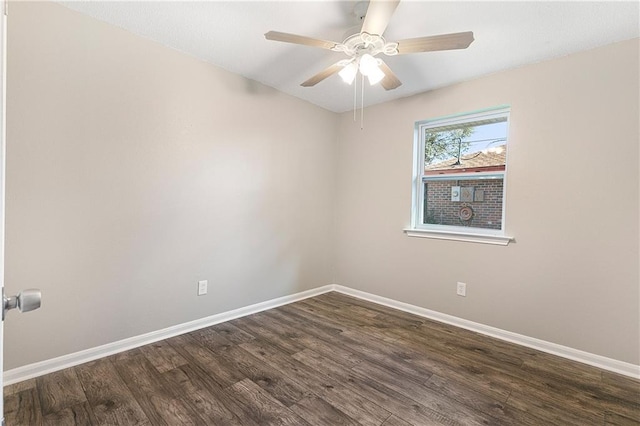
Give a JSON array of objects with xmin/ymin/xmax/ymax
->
[{"xmin": 59, "ymin": 1, "xmax": 639, "ymax": 113}]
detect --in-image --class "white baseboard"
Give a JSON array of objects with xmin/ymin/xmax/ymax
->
[
  {"xmin": 4, "ymin": 283, "xmax": 639, "ymax": 385},
  {"xmin": 3, "ymin": 285, "xmax": 334, "ymax": 386},
  {"xmin": 333, "ymin": 285, "xmax": 640, "ymax": 379}
]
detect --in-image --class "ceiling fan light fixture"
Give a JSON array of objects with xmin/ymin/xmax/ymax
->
[
  {"xmin": 367, "ymin": 65, "xmax": 385, "ymax": 85},
  {"xmin": 265, "ymin": 0, "xmax": 474, "ymax": 96},
  {"xmin": 358, "ymin": 53, "xmax": 385, "ymax": 85},
  {"xmin": 358, "ymin": 53, "xmax": 379, "ymax": 76},
  {"xmin": 339, "ymin": 62, "xmax": 358, "ymax": 84}
]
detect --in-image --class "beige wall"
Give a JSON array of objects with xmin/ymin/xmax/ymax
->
[
  {"xmin": 334, "ymin": 38, "xmax": 640, "ymax": 364},
  {"xmin": 4, "ymin": 2, "xmax": 337, "ymax": 369}
]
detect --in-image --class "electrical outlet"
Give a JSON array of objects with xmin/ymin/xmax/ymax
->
[
  {"xmin": 456, "ymin": 282, "xmax": 467, "ymax": 297},
  {"xmin": 198, "ymin": 280, "xmax": 208, "ymax": 296}
]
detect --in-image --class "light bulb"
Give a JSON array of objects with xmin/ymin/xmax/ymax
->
[{"xmin": 339, "ymin": 62, "xmax": 358, "ymax": 85}]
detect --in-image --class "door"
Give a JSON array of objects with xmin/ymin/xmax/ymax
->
[{"xmin": 0, "ymin": 4, "xmax": 42, "ymax": 425}]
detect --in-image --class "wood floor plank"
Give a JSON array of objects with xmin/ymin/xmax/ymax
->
[
  {"xmin": 519, "ymin": 367, "xmax": 640, "ymax": 422},
  {"xmin": 381, "ymin": 415, "xmax": 412, "ymax": 426},
  {"xmin": 522, "ymin": 347, "xmax": 606, "ymax": 382},
  {"xmin": 4, "ymin": 378, "xmax": 37, "ymax": 397},
  {"xmin": 224, "ymin": 378, "xmax": 311, "ymax": 426},
  {"xmin": 603, "ymin": 371, "xmax": 640, "ymax": 396},
  {"xmin": 327, "ymin": 296, "xmax": 638, "ymax": 425},
  {"xmin": 333, "ymin": 328, "xmax": 435, "ymax": 383},
  {"xmin": 313, "ymin": 293, "xmax": 423, "ymax": 330},
  {"xmin": 316, "ymin": 294, "xmax": 525, "ymax": 372},
  {"xmin": 255, "ymin": 308, "xmax": 363, "ymax": 367},
  {"xmin": 271, "ymin": 303, "xmax": 350, "ymax": 341},
  {"xmin": 162, "ymin": 366, "xmax": 245, "ymax": 425},
  {"xmin": 166, "ymin": 332, "xmax": 245, "ymax": 388},
  {"xmin": 605, "ymin": 411, "xmax": 640, "ymax": 426},
  {"xmin": 36, "ymin": 368, "xmax": 87, "ymax": 415},
  {"xmin": 296, "ymin": 298, "xmax": 381, "ymax": 331},
  {"xmin": 390, "ymin": 325, "xmax": 629, "ymax": 420},
  {"xmin": 209, "ymin": 321, "xmax": 256, "ymax": 344},
  {"xmin": 506, "ymin": 389, "xmax": 605, "ymax": 425},
  {"xmin": 284, "ymin": 303, "xmax": 436, "ymax": 384},
  {"xmin": 290, "ymin": 394, "xmax": 361, "ymax": 426},
  {"xmin": 173, "ymin": 363, "xmax": 265, "ymax": 426},
  {"xmin": 519, "ymin": 353, "xmax": 621, "ymax": 412},
  {"xmin": 42, "ymin": 402, "xmax": 97, "ymax": 426},
  {"xmin": 599, "ymin": 372, "xmax": 640, "ymax": 421},
  {"xmin": 350, "ymin": 356, "xmax": 500, "ymax": 426},
  {"xmin": 240, "ymin": 339, "xmax": 392, "ymax": 426},
  {"xmin": 294, "ymin": 348, "xmax": 461, "ymax": 426},
  {"xmin": 325, "ymin": 292, "xmax": 536, "ymax": 362},
  {"xmin": 277, "ymin": 302, "xmax": 346, "ymax": 335},
  {"xmin": 286, "ymin": 299, "xmax": 523, "ymax": 403},
  {"xmin": 321, "ymin": 292, "xmax": 424, "ymax": 326},
  {"xmin": 75, "ymin": 358, "xmax": 150, "ymax": 425},
  {"xmin": 418, "ymin": 318, "xmax": 539, "ymax": 360},
  {"xmin": 189, "ymin": 326, "xmax": 234, "ymax": 351},
  {"xmin": 423, "ymin": 374, "xmax": 543, "ymax": 426},
  {"xmin": 359, "ymin": 326, "xmax": 518, "ymax": 401},
  {"xmin": 297, "ymin": 297, "xmax": 373, "ymax": 323},
  {"xmin": 111, "ymin": 348, "xmax": 206, "ymax": 425},
  {"xmin": 207, "ymin": 343, "xmax": 310, "ymax": 407},
  {"xmin": 230, "ymin": 314, "xmax": 307, "ymax": 355},
  {"xmin": 4, "ymin": 388, "xmax": 43, "ymax": 426},
  {"xmin": 138, "ymin": 338, "xmax": 188, "ymax": 374}
]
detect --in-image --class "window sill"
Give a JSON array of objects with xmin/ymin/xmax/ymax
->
[{"xmin": 404, "ymin": 228, "xmax": 513, "ymax": 246}]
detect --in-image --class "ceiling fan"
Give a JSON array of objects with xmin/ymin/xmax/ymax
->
[{"xmin": 264, "ymin": 0, "xmax": 474, "ymax": 90}]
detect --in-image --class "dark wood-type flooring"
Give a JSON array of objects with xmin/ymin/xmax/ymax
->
[{"xmin": 4, "ymin": 292, "xmax": 640, "ymax": 425}]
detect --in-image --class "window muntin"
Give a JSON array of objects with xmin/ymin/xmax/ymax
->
[{"xmin": 412, "ymin": 107, "xmax": 510, "ymax": 236}]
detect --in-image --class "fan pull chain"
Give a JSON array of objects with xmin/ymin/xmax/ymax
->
[
  {"xmin": 353, "ymin": 74, "xmax": 357, "ymax": 122},
  {"xmin": 360, "ymin": 74, "xmax": 365, "ymax": 130}
]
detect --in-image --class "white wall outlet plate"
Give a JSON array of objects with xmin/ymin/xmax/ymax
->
[
  {"xmin": 198, "ymin": 280, "xmax": 208, "ymax": 296},
  {"xmin": 456, "ymin": 282, "xmax": 466, "ymax": 297}
]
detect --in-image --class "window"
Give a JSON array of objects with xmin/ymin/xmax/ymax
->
[{"xmin": 406, "ymin": 106, "xmax": 513, "ymax": 245}]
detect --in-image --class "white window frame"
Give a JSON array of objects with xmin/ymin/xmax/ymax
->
[{"xmin": 405, "ymin": 106, "xmax": 514, "ymax": 245}]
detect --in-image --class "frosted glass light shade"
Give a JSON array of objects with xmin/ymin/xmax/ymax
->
[
  {"xmin": 339, "ymin": 63, "xmax": 358, "ymax": 84},
  {"xmin": 367, "ymin": 66, "xmax": 385, "ymax": 85},
  {"xmin": 359, "ymin": 54, "xmax": 378, "ymax": 76}
]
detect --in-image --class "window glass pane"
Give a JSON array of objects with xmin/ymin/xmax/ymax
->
[
  {"xmin": 413, "ymin": 106, "xmax": 510, "ymax": 236},
  {"xmin": 424, "ymin": 118, "xmax": 508, "ymax": 173},
  {"xmin": 423, "ymin": 177, "xmax": 504, "ymax": 230}
]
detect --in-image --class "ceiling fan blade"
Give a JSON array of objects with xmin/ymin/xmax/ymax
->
[
  {"xmin": 378, "ymin": 60, "xmax": 402, "ymax": 90},
  {"xmin": 361, "ymin": 0, "xmax": 400, "ymax": 36},
  {"xmin": 396, "ymin": 31, "xmax": 474, "ymax": 54},
  {"xmin": 301, "ymin": 62, "xmax": 345, "ymax": 87},
  {"xmin": 265, "ymin": 31, "xmax": 338, "ymax": 50}
]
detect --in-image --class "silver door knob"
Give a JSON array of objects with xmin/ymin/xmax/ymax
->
[{"xmin": 3, "ymin": 288, "xmax": 41, "ymax": 319}]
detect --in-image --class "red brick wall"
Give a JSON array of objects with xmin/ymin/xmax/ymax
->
[{"xmin": 423, "ymin": 178, "xmax": 504, "ymax": 230}]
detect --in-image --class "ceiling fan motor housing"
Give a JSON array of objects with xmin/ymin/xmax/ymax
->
[{"xmin": 333, "ymin": 32, "xmax": 399, "ymax": 58}]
